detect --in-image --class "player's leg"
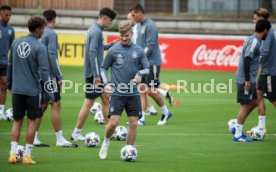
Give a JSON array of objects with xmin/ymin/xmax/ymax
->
[
  {"xmin": 233, "ymin": 83, "xmax": 257, "ymax": 142},
  {"xmin": 23, "ymin": 95, "xmax": 42, "ymax": 164},
  {"xmin": 71, "ymin": 98, "xmax": 94, "ymax": 141},
  {"xmin": 71, "ymin": 76, "xmax": 100, "ymax": 141},
  {"xmin": 8, "ymin": 93, "xmax": 25, "ymax": 164},
  {"xmin": 0, "ymin": 73, "xmax": 7, "ymax": 119},
  {"xmin": 100, "ymin": 91, "xmax": 110, "ymax": 124},
  {"xmin": 137, "ymin": 78, "xmax": 148, "ymax": 125},
  {"xmin": 99, "ymin": 95, "xmax": 123, "ymax": 159},
  {"xmin": 268, "ymin": 76, "xmax": 276, "ymax": 107},
  {"xmin": 147, "ymin": 66, "xmax": 172, "ymax": 125},
  {"xmin": 146, "ymin": 94, "xmax": 157, "ymax": 115},
  {"xmin": 33, "ymin": 82, "xmax": 50, "ymax": 147},
  {"xmin": 125, "ymin": 96, "xmax": 140, "ymax": 145}
]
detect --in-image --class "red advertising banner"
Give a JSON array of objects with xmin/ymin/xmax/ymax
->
[{"xmin": 107, "ymin": 35, "xmax": 245, "ymax": 72}]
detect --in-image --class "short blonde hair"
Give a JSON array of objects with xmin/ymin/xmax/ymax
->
[
  {"xmin": 118, "ymin": 21, "xmax": 133, "ymax": 34},
  {"xmin": 254, "ymin": 8, "xmax": 269, "ymax": 19}
]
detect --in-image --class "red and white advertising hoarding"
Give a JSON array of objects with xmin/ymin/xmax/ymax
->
[{"xmin": 107, "ymin": 34, "xmax": 246, "ymax": 72}]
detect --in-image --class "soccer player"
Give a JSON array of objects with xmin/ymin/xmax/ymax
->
[
  {"xmin": 233, "ymin": 19, "xmax": 270, "ymax": 142},
  {"xmin": 127, "ymin": 12, "xmax": 173, "ymax": 116},
  {"xmin": 7, "ymin": 16, "xmax": 54, "ymax": 164},
  {"xmin": 71, "ymin": 8, "xmax": 116, "ymax": 141},
  {"xmin": 0, "ymin": 5, "xmax": 14, "ymax": 120},
  {"xmin": 99, "ymin": 22, "xmax": 149, "ymax": 159},
  {"xmin": 129, "ymin": 4, "xmax": 172, "ymax": 125},
  {"xmin": 246, "ymin": 8, "xmax": 270, "ymax": 134},
  {"xmin": 33, "ymin": 9, "xmax": 75, "ymax": 147}
]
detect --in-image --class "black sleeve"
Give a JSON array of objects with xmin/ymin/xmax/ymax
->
[{"xmin": 244, "ymin": 56, "xmax": 252, "ymax": 82}]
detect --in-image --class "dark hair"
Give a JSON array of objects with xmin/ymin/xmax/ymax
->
[
  {"xmin": 28, "ymin": 16, "xmax": 46, "ymax": 32},
  {"xmin": 255, "ymin": 19, "xmax": 271, "ymax": 32},
  {"xmin": 0, "ymin": 5, "xmax": 12, "ymax": 11},
  {"xmin": 129, "ymin": 4, "xmax": 144, "ymax": 14},
  {"xmin": 43, "ymin": 9, "xmax": 56, "ymax": 22},
  {"xmin": 99, "ymin": 7, "xmax": 116, "ymax": 21},
  {"xmin": 253, "ymin": 8, "xmax": 269, "ymax": 20}
]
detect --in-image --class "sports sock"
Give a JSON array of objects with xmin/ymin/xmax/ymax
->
[
  {"xmin": 0, "ymin": 105, "xmax": 4, "ymax": 114},
  {"xmin": 158, "ymin": 89, "xmax": 167, "ymax": 97},
  {"xmin": 10, "ymin": 141, "xmax": 18, "ymax": 154},
  {"xmin": 139, "ymin": 111, "xmax": 146, "ymax": 121},
  {"xmin": 161, "ymin": 105, "xmax": 169, "ymax": 116},
  {"xmin": 25, "ymin": 144, "xmax": 33, "ymax": 156},
  {"xmin": 148, "ymin": 106, "xmax": 157, "ymax": 113},
  {"xmin": 234, "ymin": 124, "xmax": 243, "ymax": 138},
  {"xmin": 72, "ymin": 128, "xmax": 82, "ymax": 137},
  {"xmin": 56, "ymin": 130, "xmax": 64, "ymax": 142},
  {"xmin": 258, "ymin": 115, "xmax": 266, "ymax": 129}
]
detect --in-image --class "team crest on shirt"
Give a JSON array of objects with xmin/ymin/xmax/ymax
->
[
  {"xmin": 17, "ymin": 42, "xmax": 31, "ymax": 58},
  {"xmin": 116, "ymin": 54, "xmax": 123, "ymax": 65},
  {"xmin": 132, "ymin": 51, "xmax": 138, "ymax": 59}
]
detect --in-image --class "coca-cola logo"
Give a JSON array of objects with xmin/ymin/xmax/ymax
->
[{"xmin": 192, "ymin": 44, "xmax": 242, "ymax": 67}]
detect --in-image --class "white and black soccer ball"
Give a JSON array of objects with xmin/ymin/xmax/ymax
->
[
  {"xmin": 114, "ymin": 125, "xmax": 128, "ymax": 141},
  {"xmin": 227, "ymin": 119, "xmax": 237, "ymax": 134},
  {"xmin": 5, "ymin": 108, "xmax": 14, "ymax": 122},
  {"xmin": 120, "ymin": 145, "xmax": 138, "ymax": 162},
  {"xmin": 16, "ymin": 145, "xmax": 25, "ymax": 162},
  {"xmin": 94, "ymin": 111, "xmax": 105, "ymax": 124},
  {"xmin": 250, "ymin": 127, "xmax": 266, "ymax": 141},
  {"xmin": 90, "ymin": 102, "xmax": 102, "ymax": 114},
  {"xmin": 84, "ymin": 132, "xmax": 100, "ymax": 147}
]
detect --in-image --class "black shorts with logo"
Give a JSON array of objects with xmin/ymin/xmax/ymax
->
[
  {"xmin": 12, "ymin": 93, "xmax": 42, "ymax": 120},
  {"xmin": 142, "ymin": 65, "xmax": 160, "ymax": 88},
  {"xmin": 109, "ymin": 95, "xmax": 141, "ymax": 117},
  {"xmin": 85, "ymin": 76, "xmax": 104, "ymax": 99},
  {"xmin": 0, "ymin": 65, "xmax": 7, "ymax": 76},
  {"xmin": 41, "ymin": 78, "xmax": 61, "ymax": 104},
  {"xmin": 237, "ymin": 83, "xmax": 257, "ymax": 104},
  {"xmin": 260, "ymin": 74, "xmax": 276, "ymax": 102}
]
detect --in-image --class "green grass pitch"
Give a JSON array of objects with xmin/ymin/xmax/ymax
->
[{"xmin": 1, "ymin": 66, "xmax": 276, "ymax": 172}]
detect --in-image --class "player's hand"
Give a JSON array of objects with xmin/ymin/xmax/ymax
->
[
  {"xmin": 58, "ymin": 80, "xmax": 63, "ymax": 86},
  {"xmin": 104, "ymin": 84, "xmax": 113, "ymax": 94},
  {"xmin": 244, "ymin": 81, "xmax": 251, "ymax": 91},
  {"xmin": 132, "ymin": 74, "xmax": 142, "ymax": 83},
  {"xmin": 94, "ymin": 76, "xmax": 101, "ymax": 85}
]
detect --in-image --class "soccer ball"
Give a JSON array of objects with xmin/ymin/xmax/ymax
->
[
  {"xmin": 94, "ymin": 111, "xmax": 105, "ymax": 124},
  {"xmin": 250, "ymin": 127, "xmax": 266, "ymax": 141},
  {"xmin": 90, "ymin": 102, "xmax": 102, "ymax": 114},
  {"xmin": 227, "ymin": 119, "xmax": 237, "ymax": 134},
  {"xmin": 114, "ymin": 125, "xmax": 128, "ymax": 141},
  {"xmin": 120, "ymin": 145, "xmax": 138, "ymax": 162},
  {"xmin": 84, "ymin": 132, "xmax": 100, "ymax": 147},
  {"xmin": 5, "ymin": 108, "xmax": 14, "ymax": 122},
  {"xmin": 16, "ymin": 145, "xmax": 25, "ymax": 162}
]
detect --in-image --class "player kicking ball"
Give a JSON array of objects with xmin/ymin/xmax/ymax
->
[{"xmin": 99, "ymin": 22, "xmax": 149, "ymax": 159}]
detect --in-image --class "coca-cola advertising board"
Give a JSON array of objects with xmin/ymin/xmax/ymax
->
[{"xmin": 107, "ymin": 34, "xmax": 245, "ymax": 72}]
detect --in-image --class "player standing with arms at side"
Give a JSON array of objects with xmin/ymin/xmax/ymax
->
[
  {"xmin": 34, "ymin": 9, "xmax": 76, "ymax": 147},
  {"xmin": 246, "ymin": 8, "xmax": 270, "ymax": 134},
  {"xmin": 7, "ymin": 16, "xmax": 54, "ymax": 164},
  {"xmin": 0, "ymin": 5, "xmax": 14, "ymax": 120},
  {"xmin": 129, "ymin": 4, "xmax": 172, "ymax": 125},
  {"xmin": 71, "ymin": 8, "xmax": 117, "ymax": 141},
  {"xmin": 99, "ymin": 22, "xmax": 149, "ymax": 159},
  {"xmin": 233, "ymin": 19, "xmax": 270, "ymax": 142}
]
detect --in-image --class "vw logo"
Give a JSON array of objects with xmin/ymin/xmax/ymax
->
[{"xmin": 17, "ymin": 42, "xmax": 31, "ymax": 58}]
